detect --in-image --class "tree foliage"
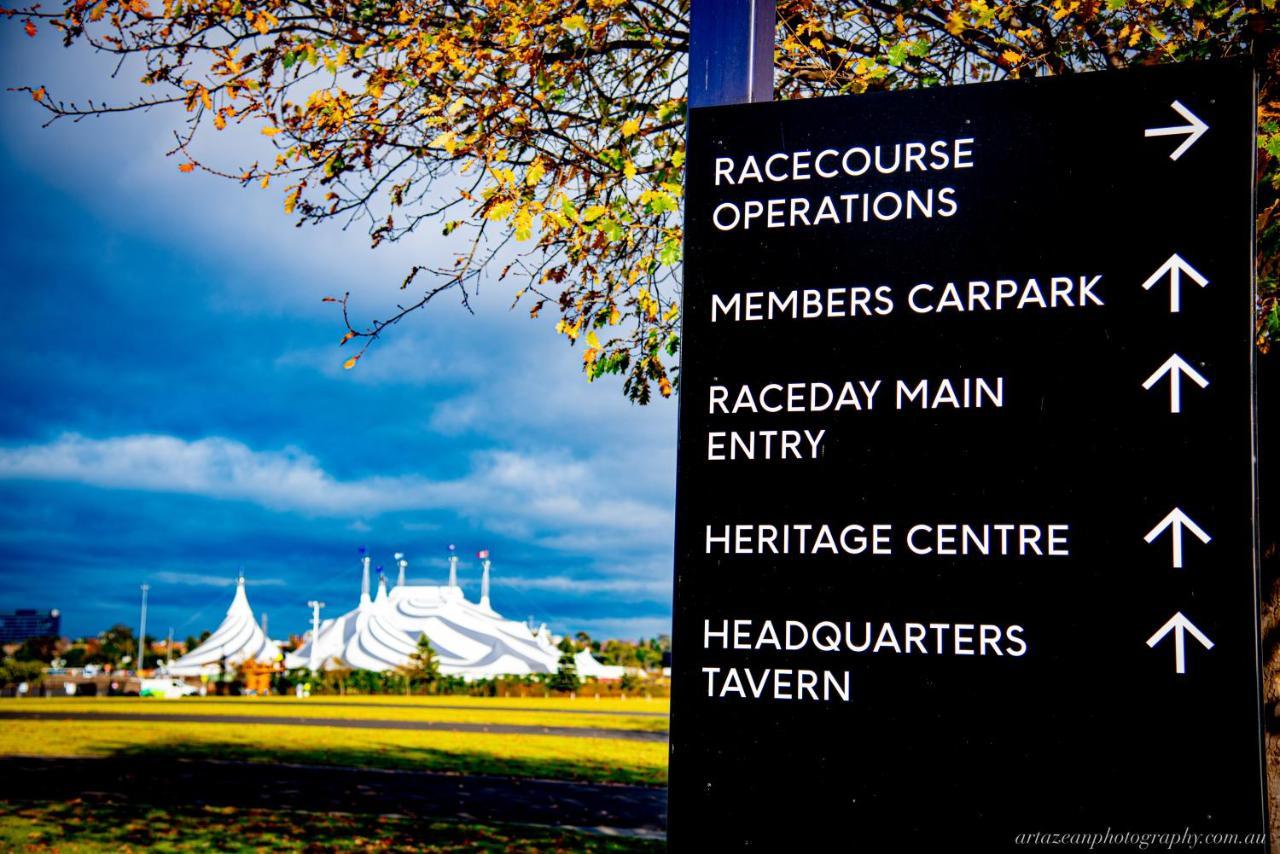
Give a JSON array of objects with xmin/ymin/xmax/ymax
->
[
  {"xmin": 548, "ymin": 635, "xmax": 581, "ymax": 692},
  {"xmin": 4, "ymin": 0, "xmax": 1278, "ymax": 397},
  {"xmin": 398, "ymin": 632, "xmax": 441, "ymax": 691}
]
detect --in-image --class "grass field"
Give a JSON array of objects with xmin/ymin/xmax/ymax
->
[
  {"xmin": 0, "ymin": 695, "xmax": 669, "ymax": 732},
  {"xmin": 0, "ymin": 695, "xmax": 669, "ymax": 785},
  {"xmin": 0, "ymin": 717, "xmax": 667, "ymax": 785},
  {"xmin": 0, "ymin": 800, "xmax": 661, "ymax": 852},
  {"xmin": 0, "ymin": 694, "xmax": 668, "ymax": 848}
]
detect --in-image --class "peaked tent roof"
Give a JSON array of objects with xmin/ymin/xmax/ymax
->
[
  {"xmin": 284, "ymin": 566, "xmax": 624, "ymax": 680},
  {"xmin": 167, "ymin": 577, "xmax": 282, "ymax": 676}
]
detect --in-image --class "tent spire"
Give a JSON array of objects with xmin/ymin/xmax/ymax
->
[
  {"xmin": 395, "ymin": 552, "xmax": 407, "ymax": 588},
  {"xmin": 448, "ymin": 544, "xmax": 458, "ymax": 588},
  {"xmin": 480, "ymin": 550, "xmax": 492, "ymax": 611},
  {"xmin": 359, "ymin": 548, "xmax": 371, "ymax": 606}
]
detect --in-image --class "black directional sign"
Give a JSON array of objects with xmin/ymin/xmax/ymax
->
[{"xmin": 670, "ymin": 61, "xmax": 1264, "ymax": 850}]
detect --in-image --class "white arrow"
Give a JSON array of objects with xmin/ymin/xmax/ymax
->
[
  {"xmin": 1143, "ymin": 507, "xmax": 1211, "ymax": 568},
  {"xmin": 1145, "ymin": 100, "xmax": 1209, "ymax": 161},
  {"xmin": 1146, "ymin": 611, "xmax": 1214, "ymax": 675},
  {"xmin": 1141, "ymin": 253, "xmax": 1209, "ymax": 313},
  {"xmin": 1142, "ymin": 353, "xmax": 1209, "ymax": 413}
]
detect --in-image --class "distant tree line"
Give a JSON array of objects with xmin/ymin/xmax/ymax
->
[{"xmin": 1, "ymin": 626, "xmax": 670, "ymax": 696}]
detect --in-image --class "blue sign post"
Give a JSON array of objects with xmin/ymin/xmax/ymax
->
[{"xmin": 687, "ymin": 0, "xmax": 775, "ymax": 109}]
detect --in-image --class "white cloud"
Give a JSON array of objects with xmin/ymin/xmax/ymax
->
[
  {"xmin": 0, "ymin": 432, "xmax": 672, "ymax": 550},
  {"xmin": 153, "ymin": 571, "xmax": 287, "ymax": 587},
  {"xmin": 494, "ymin": 575, "xmax": 671, "ymax": 597}
]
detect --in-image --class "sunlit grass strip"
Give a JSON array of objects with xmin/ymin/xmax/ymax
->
[
  {"xmin": 0, "ymin": 720, "xmax": 668, "ymax": 786},
  {"xmin": 230, "ymin": 694, "xmax": 673, "ymax": 714},
  {"xmin": 0, "ymin": 697, "xmax": 668, "ymax": 732},
  {"xmin": 0, "ymin": 800, "xmax": 662, "ymax": 852}
]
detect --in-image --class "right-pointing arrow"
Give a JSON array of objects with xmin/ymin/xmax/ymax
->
[
  {"xmin": 1147, "ymin": 611, "xmax": 1214, "ymax": 675},
  {"xmin": 1141, "ymin": 253, "xmax": 1209, "ymax": 313},
  {"xmin": 1145, "ymin": 100, "xmax": 1210, "ymax": 161},
  {"xmin": 1142, "ymin": 353, "xmax": 1209, "ymax": 413},
  {"xmin": 1144, "ymin": 507, "xmax": 1211, "ymax": 568}
]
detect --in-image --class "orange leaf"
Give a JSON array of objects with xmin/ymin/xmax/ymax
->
[
  {"xmin": 31, "ymin": 87, "xmax": 45, "ymax": 102},
  {"xmin": 321, "ymin": 296, "xmax": 338, "ymax": 303},
  {"xmin": 339, "ymin": 331, "xmax": 356, "ymax": 346},
  {"xmin": 178, "ymin": 162, "xmax": 195, "ymax": 173},
  {"xmin": 342, "ymin": 355, "xmax": 360, "ymax": 370},
  {"xmin": 24, "ymin": 20, "xmax": 36, "ymax": 37}
]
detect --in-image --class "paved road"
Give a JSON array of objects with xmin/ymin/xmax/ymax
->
[
  {"xmin": 217, "ymin": 698, "xmax": 671, "ymax": 718},
  {"xmin": 0, "ymin": 710, "xmax": 667, "ymax": 742},
  {"xmin": 0, "ymin": 755, "xmax": 668, "ymax": 837}
]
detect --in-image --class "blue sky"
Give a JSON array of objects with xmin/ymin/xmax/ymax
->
[{"xmin": 0, "ymin": 29, "xmax": 677, "ymax": 642}]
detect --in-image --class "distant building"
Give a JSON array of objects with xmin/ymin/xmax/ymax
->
[{"xmin": 0, "ymin": 609, "xmax": 61, "ymax": 644}]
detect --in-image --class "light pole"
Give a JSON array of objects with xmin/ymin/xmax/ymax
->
[
  {"xmin": 137, "ymin": 584, "xmax": 150, "ymax": 675},
  {"xmin": 306, "ymin": 600, "xmax": 325, "ymax": 672}
]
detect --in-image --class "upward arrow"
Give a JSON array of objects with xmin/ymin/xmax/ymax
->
[
  {"xmin": 1145, "ymin": 100, "xmax": 1210, "ymax": 161},
  {"xmin": 1142, "ymin": 354, "xmax": 1209, "ymax": 414},
  {"xmin": 1143, "ymin": 507, "xmax": 1211, "ymax": 568},
  {"xmin": 1146, "ymin": 611, "xmax": 1214, "ymax": 675},
  {"xmin": 1141, "ymin": 253, "xmax": 1209, "ymax": 313}
]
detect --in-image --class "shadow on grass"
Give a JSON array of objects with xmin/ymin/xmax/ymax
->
[
  {"xmin": 102, "ymin": 738, "xmax": 665, "ymax": 787},
  {"xmin": 0, "ymin": 799, "xmax": 661, "ymax": 853}
]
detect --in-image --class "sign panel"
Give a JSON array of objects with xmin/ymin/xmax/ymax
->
[{"xmin": 670, "ymin": 61, "xmax": 1264, "ymax": 849}]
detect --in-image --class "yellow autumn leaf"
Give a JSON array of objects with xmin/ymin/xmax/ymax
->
[
  {"xmin": 586, "ymin": 331, "xmax": 601, "ymax": 349},
  {"xmin": 563, "ymin": 14, "xmax": 587, "ymax": 32},
  {"xmin": 526, "ymin": 159, "xmax": 546, "ymax": 186},
  {"xmin": 1001, "ymin": 49, "xmax": 1022, "ymax": 64},
  {"xmin": 343, "ymin": 355, "xmax": 360, "ymax": 370},
  {"xmin": 430, "ymin": 131, "xmax": 458, "ymax": 154},
  {"xmin": 621, "ymin": 118, "xmax": 641, "ymax": 137},
  {"xmin": 487, "ymin": 200, "xmax": 515, "ymax": 221},
  {"xmin": 262, "ymin": 126, "xmax": 282, "ymax": 137},
  {"xmin": 514, "ymin": 206, "xmax": 533, "ymax": 241},
  {"xmin": 624, "ymin": 160, "xmax": 637, "ymax": 181}
]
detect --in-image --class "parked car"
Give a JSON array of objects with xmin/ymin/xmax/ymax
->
[{"xmin": 139, "ymin": 678, "xmax": 197, "ymax": 698}]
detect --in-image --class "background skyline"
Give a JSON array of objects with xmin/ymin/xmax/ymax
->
[{"xmin": 0, "ymin": 28, "xmax": 678, "ymax": 642}]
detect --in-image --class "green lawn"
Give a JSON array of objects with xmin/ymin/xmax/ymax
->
[{"xmin": 0, "ymin": 800, "xmax": 661, "ymax": 853}]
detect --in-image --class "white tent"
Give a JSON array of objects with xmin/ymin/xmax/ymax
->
[
  {"xmin": 286, "ymin": 553, "xmax": 624, "ymax": 680},
  {"xmin": 167, "ymin": 576, "xmax": 282, "ymax": 676}
]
